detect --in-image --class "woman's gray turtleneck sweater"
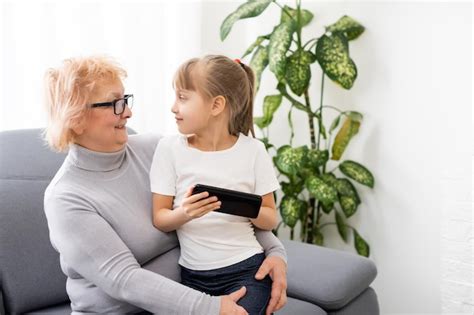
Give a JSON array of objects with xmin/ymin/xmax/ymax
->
[{"xmin": 44, "ymin": 134, "xmax": 287, "ymax": 314}]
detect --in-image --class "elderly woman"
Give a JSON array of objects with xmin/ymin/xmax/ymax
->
[{"xmin": 43, "ymin": 56, "xmax": 287, "ymax": 315}]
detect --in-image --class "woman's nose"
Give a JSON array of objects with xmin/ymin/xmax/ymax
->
[{"xmin": 121, "ymin": 104, "xmax": 132, "ymax": 118}]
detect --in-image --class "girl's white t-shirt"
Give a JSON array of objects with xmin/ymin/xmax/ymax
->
[{"xmin": 150, "ymin": 133, "xmax": 280, "ymax": 270}]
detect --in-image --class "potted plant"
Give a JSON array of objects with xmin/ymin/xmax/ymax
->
[{"xmin": 220, "ymin": 0, "xmax": 375, "ymax": 257}]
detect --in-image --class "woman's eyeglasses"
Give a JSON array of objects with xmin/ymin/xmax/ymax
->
[{"xmin": 90, "ymin": 94, "xmax": 134, "ymax": 115}]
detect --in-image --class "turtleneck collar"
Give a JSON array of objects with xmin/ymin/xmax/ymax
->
[{"xmin": 68, "ymin": 143, "xmax": 127, "ymax": 172}]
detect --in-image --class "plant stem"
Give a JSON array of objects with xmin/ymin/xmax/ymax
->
[
  {"xmin": 317, "ymin": 72, "xmax": 325, "ymax": 150},
  {"xmin": 272, "ymin": 0, "xmax": 293, "ymax": 20},
  {"xmin": 278, "ymin": 84, "xmax": 314, "ymax": 116},
  {"xmin": 314, "ymin": 105, "xmax": 343, "ymax": 114},
  {"xmin": 303, "ymin": 38, "xmax": 318, "ymax": 49},
  {"xmin": 288, "ymin": 106, "xmax": 295, "ymax": 145}
]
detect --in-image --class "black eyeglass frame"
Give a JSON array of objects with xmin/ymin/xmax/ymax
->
[{"xmin": 90, "ymin": 94, "xmax": 134, "ymax": 115}]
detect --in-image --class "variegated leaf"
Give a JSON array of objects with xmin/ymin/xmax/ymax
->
[
  {"xmin": 286, "ymin": 50, "xmax": 313, "ymax": 96},
  {"xmin": 326, "ymin": 15, "xmax": 365, "ymax": 40},
  {"xmin": 269, "ymin": 21, "xmax": 296, "ymax": 81},
  {"xmin": 316, "ymin": 33, "xmax": 357, "ymax": 89},
  {"xmin": 249, "ymin": 46, "xmax": 269, "ymax": 92},
  {"xmin": 354, "ymin": 229, "xmax": 370, "ymax": 257},
  {"xmin": 305, "ymin": 175, "xmax": 338, "ymax": 204},
  {"xmin": 335, "ymin": 210, "xmax": 348, "ymax": 242},
  {"xmin": 280, "ymin": 5, "xmax": 314, "ymax": 27},
  {"xmin": 339, "ymin": 160, "xmax": 375, "ymax": 188},
  {"xmin": 339, "ymin": 195, "xmax": 358, "ymax": 217},
  {"xmin": 331, "ymin": 116, "xmax": 360, "ymax": 160},
  {"xmin": 274, "ymin": 145, "xmax": 308, "ymax": 175},
  {"xmin": 220, "ymin": 0, "xmax": 272, "ymax": 41},
  {"xmin": 320, "ymin": 172, "xmax": 338, "ymax": 186},
  {"xmin": 253, "ymin": 94, "xmax": 282, "ymax": 129},
  {"xmin": 242, "ymin": 35, "xmax": 268, "ymax": 59},
  {"xmin": 314, "ymin": 229, "xmax": 324, "ymax": 246},
  {"xmin": 280, "ymin": 196, "xmax": 307, "ymax": 228},
  {"xmin": 335, "ymin": 178, "xmax": 361, "ymax": 203}
]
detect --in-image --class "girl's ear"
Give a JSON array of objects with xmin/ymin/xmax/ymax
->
[{"xmin": 211, "ymin": 95, "xmax": 226, "ymax": 116}]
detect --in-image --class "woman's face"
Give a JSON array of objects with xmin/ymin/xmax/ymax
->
[{"xmin": 75, "ymin": 78, "xmax": 132, "ymax": 152}]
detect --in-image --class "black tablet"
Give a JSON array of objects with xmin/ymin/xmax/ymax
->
[{"xmin": 192, "ymin": 184, "xmax": 262, "ymax": 218}]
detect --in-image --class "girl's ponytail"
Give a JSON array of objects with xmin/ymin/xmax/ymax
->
[{"xmin": 237, "ymin": 61, "xmax": 256, "ymax": 138}]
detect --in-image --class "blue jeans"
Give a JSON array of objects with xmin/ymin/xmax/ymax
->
[{"xmin": 181, "ymin": 253, "xmax": 272, "ymax": 315}]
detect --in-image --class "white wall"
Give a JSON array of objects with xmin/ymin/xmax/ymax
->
[
  {"xmin": 1, "ymin": 1, "xmax": 472, "ymax": 314},
  {"xmin": 200, "ymin": 1, "xmax": 473, "ymax": 314}
]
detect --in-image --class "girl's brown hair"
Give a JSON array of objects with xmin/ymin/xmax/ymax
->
[{"xmin": 173, "ymin": 55, "xmax": 255, "ymax": 137}]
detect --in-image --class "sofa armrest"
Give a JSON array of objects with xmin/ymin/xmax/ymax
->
[{"xmin": 282, "ymin": 240, "xmax": 377, "ymax": 311}]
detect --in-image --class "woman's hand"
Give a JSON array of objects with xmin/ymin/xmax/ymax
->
[
  {"xmin": 178, "ymin": 186, "xmax": 221, "ymax": 219},
  {"xmin": 220, "ymin": 287, "xmax": 248, "ymax": 315},
  {"xmin": 255, "ymin": 256, "xmax": 288, "ymax": 315}
]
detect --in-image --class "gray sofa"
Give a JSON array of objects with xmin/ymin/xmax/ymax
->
[{"xmin": 0, "ymin": 129, "xmax": 379, "ymax": 315}]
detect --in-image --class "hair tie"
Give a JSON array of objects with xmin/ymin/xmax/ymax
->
[{"xmin": 234, "ymin": 58, "xmax": 245, "ymax": 69}]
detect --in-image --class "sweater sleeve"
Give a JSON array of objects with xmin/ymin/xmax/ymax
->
[
  {"xmin": 44, "ymin": 190, "xmax": 221, "ymax": 315},
  {"xmin": 254, "ymin": 228, "xmax": 287, "ymax": 264}
]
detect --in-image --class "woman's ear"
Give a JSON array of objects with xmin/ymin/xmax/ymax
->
[
  {"xmin": 211, "ymin": 96, "xmax": 226, "ymax": 116},
  {"xmin": 71, "ymin": 118, "xmax": 86, "ymax": 136}
]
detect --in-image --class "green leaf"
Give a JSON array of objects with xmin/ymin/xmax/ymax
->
[
  {"xmin": 335, "ymin": 178, "xmax": 361, "ymax": 203},
  {"xmin": 335, "ymin": 211, "xmax": 348, "ymax": 242},
  {"xmin": 321, "ymin": 201, "xmax": 334, "ymax": 214},
  {"xmin": 280, "ymin": 196, "xmax": 307, "ymax": 228},
  {"xmin": 296, "ymin": 147, "xmax": 327, "ymax": 178},
  {"xmin": 269, "ymin": 21, "xmax": 296, "ymax": 81},
  {"xmin": 329, "ymin": 114, "xmax": 341, "ymax": 134},
  {"xmin": 249, "ymin": 46, "xmax": 269, "ymax": 92},
  {"xmin": 353, "ymin": 229, "xmax": 370, "ymax": 257},
  {"xmin": 253, "ymin": 94, "xmax": 282, "ymax": 129},
  {"xmin": 326, "ymin": 15, "xmax": 365, "ymax": 40},
  {"xmin": 320, "ymin": 172, "xmax": 338, "ymax": 186},
  {"xmin": 331, "ymin": 116, "xmax": 360, "ymax": 160},
  {"xmin": 259, "ymin": 137, "xmax": 274, "ymax": 150},
  {"xmin": 305, "ymin": 175, "xmax": 338, "ymax": 204},
  {"xmin": 314, "ymin": 229, "xmax": 324, "ymax": 246},
  {"xmin": 281, "ymin": 178, "xmax": 305, "ymax": 196},
  {"xmin": 280, "ymin": 5, "xmax": 314, "ymax": 27},
  {"xmin": 242, "ymin": 35, "xmax": 268, "ymax": 59},
  {"xmin": 345, "ymin": 111, "xmax": 363, "ymax": 121},
  {"xmin": 339, "ymin": 160, "xmax": 375, "ymax": 188},
  {"xmin": 307, "ymin": 149, "xmax": 329, "ymax": 169},
  {"xmin": 316, "ymin": 33, "xmax": 357, "ymax": 89},
  {"xmin": 286, "ymin": 50, "xmax": 313, "ymax": 96},
  {"xmin": 339, "ymin": 195, "xmax": 358, "ymax": 217},
  {"xmin": 274, "ymin": 145, "xmax": 308, "ymax": 175},
  {"xmin": 220, "ymin": 0, "xmax": 273, "ymax": 41}
]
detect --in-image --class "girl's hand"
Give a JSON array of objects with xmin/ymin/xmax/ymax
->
[{"xmin": 179, "ymin": 186, "xmax": 221, "ymax": 219}]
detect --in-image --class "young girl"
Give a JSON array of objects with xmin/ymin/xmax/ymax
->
[{"xmin": 150, "ymin": 55, "xmax": 280, "ymax": 315}]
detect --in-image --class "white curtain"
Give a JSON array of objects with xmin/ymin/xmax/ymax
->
[{"xmin": 0, "ymin": 0, "xmax": 209, "ymax": 135}]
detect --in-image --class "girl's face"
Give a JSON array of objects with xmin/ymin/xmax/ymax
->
[
  {"xmin": 171, "ymin": 88, "xmax": 213, "ymax": 135},
  {"xmin": 75, "ymin": 78, "xmax": 132, "ymax": 152}
]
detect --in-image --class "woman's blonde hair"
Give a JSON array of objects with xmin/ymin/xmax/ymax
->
[
  {"xmin": 173, "ymin": 55, "xmax": 255, "ymax": 137},
  {"xmin": 43, "ymin": 56, "xmax": 127, "ymax": 152}
]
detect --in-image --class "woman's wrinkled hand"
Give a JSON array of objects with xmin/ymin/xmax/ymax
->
[
  {"xmin": 219, "ymin": 286, "xmax": 249, "ymax": 315},
  {"xmin": 254, "ymin": 256, "xmax": 288, "ymax": 315}
]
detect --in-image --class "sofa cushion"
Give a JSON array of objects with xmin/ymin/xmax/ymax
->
[
  {"xmin": 0, "ymin": 179, "xmax": 69, "ymax": 313},
  {"xmin": 283, "ymin": 240, "xmax": 377, "ymax": 310}
]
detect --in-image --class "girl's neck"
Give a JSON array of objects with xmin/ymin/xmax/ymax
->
[{"xmin": 187, "ymin": 129, "xmax": 238, "ymax": 152}]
